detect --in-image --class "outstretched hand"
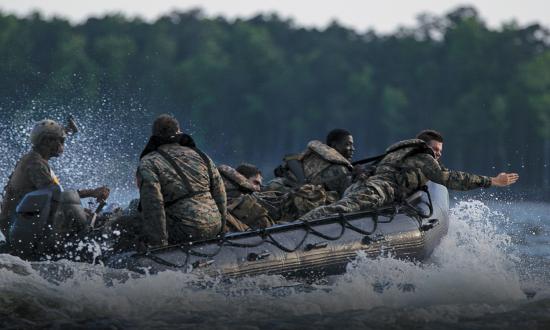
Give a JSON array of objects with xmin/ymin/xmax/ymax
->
[{"xmin": 491, "ymin": 173, "xmax": 519, "ymax": 187}]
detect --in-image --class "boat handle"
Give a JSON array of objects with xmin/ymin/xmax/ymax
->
[
  {"xmin": 305, "ymin": 242, "xmax": 328, "ymax": 251},
  {"xmin": 192, "ymin": 259, "xmax": 215, "ymax": 268},
  {"xmin": 247, "ymin": 252, "xmax": 271, "ymax": 261},
  {"xmin": 420, "ymin": 219, "xmax": 440, "ymax": 231}
]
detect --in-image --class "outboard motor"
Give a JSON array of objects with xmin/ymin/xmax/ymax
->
[
  {"xmin": 9, "ymin": 184, "xmax": 61, "ymax": 258},
  {"xmin": 54, "ymin": 190, "xmax": 89, "ymax": 236},
  {"xmin": 9, "ymin": 186, "xmax": 89, "ymax": 259}
]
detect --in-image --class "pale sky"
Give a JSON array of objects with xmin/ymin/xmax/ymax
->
[{"xmin": 0, "ymin": 0, "xmax": 549, "ymax": 33}]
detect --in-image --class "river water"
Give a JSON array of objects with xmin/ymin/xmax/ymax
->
[
  {"xmin": 1, "ymin": 199, "xmax": 548, "ymax": 329},
  {"xmin": 0, "ymin": 110, "xmax": 549, "ymax": 329}
]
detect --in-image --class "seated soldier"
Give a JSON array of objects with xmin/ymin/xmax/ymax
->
[
  {"xmin": 266, "ymin": 128, "xmax": 355, "ymax": 197},
  {"xmin": 0, "ymin": 119, "xmax": 109, "ymax": 258},
  {"xmin": 301, "ymin": 130, "xmax": 519, "ymax": 221},
  {"xmin": 136, "ymin": 114, "xmax": 227, "ymax": 247},
  {"xmin": 217, "ymin": 163, "xmax": 275, "ymax": 231},
  {"xmin": 236, "ymin": 163, "xmax": 263, "ymax": 192}
]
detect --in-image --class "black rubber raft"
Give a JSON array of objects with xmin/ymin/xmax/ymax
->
[{"xmin": 106, "ymin": 182, "xmax": 449, "ymax": 278}]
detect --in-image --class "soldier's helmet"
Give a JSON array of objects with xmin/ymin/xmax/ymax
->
[{"xmin": 30, "ymin": 119, "xmax": 67, "ymax": 146}]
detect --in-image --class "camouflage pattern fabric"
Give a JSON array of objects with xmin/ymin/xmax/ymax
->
[
  {"xmin": 217, "ymin": 164, "xmax": 256, "ymax": 198},
  {"xmin": 217, "ymin": 164, "xmax": 280, "ymax": 231},
  {"xmin": 252, "ymin": 190, "xmax": 287, "ymax": 221},
  {"xmin": 0, "ymin": 150, "xmax": 56, "ymax": 237},
  {"xmin": 279, "ymin": 184, "xmax": 339, "ymax": 221},
  {"xmin": 302, "ymin": 140, "xmax": 353, "ymax": 196},
  {"xmin": 263, "ymin": 177, "xmax": 294, "ymax": 194},
  {"xmin": 299, "ymin": 180, "xmax": 393, "ymax": 221},
  {"xmin": 301, "ymin": 139, "xmax": 491, "ymax": 221},
  {"xmin": 137, "ymin": 143, "xmax": 226, "ymax": 246},
  {"xmin": 373, "ymin": 139, "xmax": 492, "ymax": 200},
  {"xmin": 224, "ymin": 212, "xmax": 250, "ymax": 232},
  {"xmin": 227, "ymin": 194, "xmax": 274, "ymax": 229},
  {"xmin": 266, "ymin": 140, "xmax": 353, "ymax": 196}
]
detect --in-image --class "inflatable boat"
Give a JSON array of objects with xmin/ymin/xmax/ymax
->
[{"xmin": 106, "ymin": 182, "xmax": 449, "ymax": 277}]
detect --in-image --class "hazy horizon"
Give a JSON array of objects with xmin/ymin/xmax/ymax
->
[{"xmin": 1, "ymin": 0, "xmax": 549, "ymax": 33}]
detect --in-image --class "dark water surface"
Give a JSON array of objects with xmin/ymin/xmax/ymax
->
[{"xmin": 1, "ymin": 200, "xmax": 549, "ymax": 329}]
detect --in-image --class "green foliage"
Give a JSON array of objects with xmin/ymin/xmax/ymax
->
[{"xmin": 1, "ymin": 7, "xmax": 549, "ymax": 187}]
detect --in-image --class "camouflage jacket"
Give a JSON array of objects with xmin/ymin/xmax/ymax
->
[
  {"xmin": 217, "ymin": 164, "xmax": 257, "ymax": 199},
  {"xmin": 267, "ymin": 140, "xmax": 353, "ymax": 196},
  {"xmin": 370, "ymin": 139, "xmax": 492, "ymax": 200},
  {"xmin": 0, "ymin": 150, "xmax": 57, "ymax": 236},
  {"xmin": 217, "ymin": 164, "xmax": 275, "ymax": 230},
  {"xmin": 137, "ymin": 143, "xmax": 226, "ymax": 245},
  {"xmin": 302, "ymin": 140, "xmax": 353, "ymax": 195}
]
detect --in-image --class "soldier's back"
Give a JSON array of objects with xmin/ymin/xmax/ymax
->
[{"xmin": 139, "ymin": 143, "xmax": 222, "ymax": 236}]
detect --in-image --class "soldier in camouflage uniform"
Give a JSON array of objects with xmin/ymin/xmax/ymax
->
[
  {"xmin": 266, "ymin": 129, "xmax": 355, "ymax": 197},
  {"xmin": 137, "ymin": 114, "xmax": 226, "ymax": 247},
  {"xmin": 219, "ymin": 164, "xmax": 261, "ymax": 199},
  {"xmin": 0, "ymin": 119, "xmax": 109, "ymax": 246},
  {"xmin": 301, "ymin": 130, "xmax": 519, "ymax": 220},
  {"xmin": 218, "ymin": 163, "xmax": 280, "ymax": 231}
]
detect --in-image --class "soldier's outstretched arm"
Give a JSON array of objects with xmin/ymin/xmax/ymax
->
[
  {"xmin": 419, "ymin": 154, "xmax": 493, "ymax": 191},
  {"xmin": 434, "ymin": 160, "xmax": 519, "ymax": 188},
  {"xmin": 137, "ymin": 163, "xmax": 168, "ymax": 247}
]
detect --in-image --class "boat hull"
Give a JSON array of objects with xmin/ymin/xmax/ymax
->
[{"xmin": 107, "ymin": 182, "xmax": 449, "ymax": 277}]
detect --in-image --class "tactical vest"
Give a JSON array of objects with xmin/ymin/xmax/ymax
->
[
  {"xmin": 218, "ymin": 165, "xmax": 274, "ymax": 230},
  {"xmin": 227, "ymin": 194, "xmax": 274, "ymax": 229},
  {"xmin": 274, "ymin": 140, "xmax": 352, "ymax": 188},
  {"xmin": 374, "ymin": 139, "xmax": 435, "ymax": 195}
]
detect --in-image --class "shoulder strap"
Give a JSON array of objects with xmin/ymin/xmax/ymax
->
[
  {"xmin": 352, "ymin": 142, "xmax": 434, "ymax": 166},
  {"xmin": 399, "ymin": 144, "xmax": 434, "ymax": 163},
  {"xmin": 156, "ymin": 149, "xmax": 197, "ymax": 194},
  {"xmin": 191, "ymin": 147, "xmax": 214, "ymax": 192},
  {"xmin": 156, "ymin": 148, "xmax": 219, "ymax": 210},
  {"xmin": 286, "ymin": 158, "xmax": 306, "ymax": 184},
  {"xmin": 352, "ymin": 153, "xmax": 386, "ymax": 166}
]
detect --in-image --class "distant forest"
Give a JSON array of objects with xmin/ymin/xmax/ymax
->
[{"xmin": 1, "ymin": 6, "xmax": 550, "ymax": 193}]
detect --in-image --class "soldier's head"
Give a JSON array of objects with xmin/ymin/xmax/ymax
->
[
  {"xmin": 326, "ymin": 128, "xmax": 354, "ymax": 161},
  {"xmin": 236, "ymin": 163, "xmax": 262, "ymax": 191},
  {"xmin": 416, "ymin": 129, "xmax": 444, "ymax": 160},
  {"xmin": 30, "ymin": 119, "xmax": 66, "ymax": 159},
  {"xmin": 152, "ymin": 114, "xmax": 181, "ymax": 138}
]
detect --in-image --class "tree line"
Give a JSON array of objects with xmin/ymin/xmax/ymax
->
[{"xmin": 1, "ymin": 6, "xmax": 549, "ymax": 194}]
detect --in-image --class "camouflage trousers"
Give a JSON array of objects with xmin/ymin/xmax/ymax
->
[
  {"xmin": 299, "ymin": 179, "xmax": 395, "ymax": 221},
  {"xmin": 106, "ymin": 214, "xmax": 221, "ymax": 250},
  {"xmin": 168, "ymin": 219, "xmax": 221, "ymax": 243}
]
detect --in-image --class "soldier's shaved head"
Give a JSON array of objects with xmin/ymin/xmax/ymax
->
[
  {"xmin": 326, "ymin": 129, "xmax": 352, "ymax": 147},
  {"xmin": 326, "ymin": 128, "xmax": 354, "ymax": 161},
  {"xmin": 152, "ymin": 114, "xmax": 180, "ymax": 138}
]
